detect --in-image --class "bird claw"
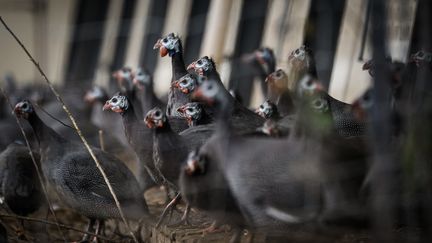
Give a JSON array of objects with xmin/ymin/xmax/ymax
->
[
  {"xmin": 201, "ymin": 221, "xmax": 225, "ymax": 235},
  {"xmin": 156, "ymin": 193, "xmax": 181, "ymax": 228}
]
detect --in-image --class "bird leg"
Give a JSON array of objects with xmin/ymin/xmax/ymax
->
[
  {"xmin": 156, "ymin": 193, "xmax": 181, "ymax": 228},
  {"xmin": 201, "ymin": 220, "xmax": 226, "ymax": 235},
  {"xmin": 80, "ymin": 218, "xmax": 96, "ymax": 242},
  {"xmin": 167, "ymin": 204, "xmax": 191, "ymax": 227},
  {"xmin": 90, "ymin": 220, "xmax": 105, "ymax": 243}
]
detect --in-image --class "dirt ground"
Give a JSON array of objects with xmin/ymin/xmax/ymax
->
[{"xmin": 0, "ymin": 187, "xmax": 421, "ymax": 243}]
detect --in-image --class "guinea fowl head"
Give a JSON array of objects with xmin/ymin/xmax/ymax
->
[
  {"xmin": 103, "ymin": 94, "xmax": 129, "ymax": 114},
  {"xmin": 352, "ymin": 89, "xmax": 373, "ymax": 122},
  {"xmin": 144, "ymin": 107, "xmax": 167, "ymax": 129},
  {"xmin": 362, "ymin": 59, "xmax": 375, "ymax": 77},
  {"xmin": 255, "ymin": 100, "xmax": 278, "ymax": 119},
  {"xmin": 410, "ymin": 50, "xmax": 432, "ymax": 67},
  {"xmin": 295, "ymin": 74, "xmax": 324, "ymax": 99},
  {"xmin": 112, "ymin": 67, "xmax": 133, "ymax": 92},
  {"xmin": 191, "ymin": 78, "xmax": 223, "ymax": 107},
  {"xmin": 288, "ymin": 45, "xmax": 313, "ymax": 67},
  {"xmin": 14, "ymin": 100, "xmax": 35, "ymax": 119},
  {"xmin": 242, "ymin": 47, "xmax": 276, "ymax": 72},
  {"xmin": 266, "ymin": 69, "xmax": 288, "ymax": 92},
  {"xmin": 187, "ymin": 56, "xmax": 216, "ymax": 76},
  {"xmin": 184, "ymin": 149, "xmax": 207, "ymax": 176},
  {"xmin": 132, "ymin": 67, "xmax": 152, "ymax": 90},
  {"xmin": 153, "ymin": 33, "xmax": 182, "ymax": 57},
  {"xmin": 172, "ymin": 73, "xmax": 198, "ymax": 94},
  {"xmin": 84, "ymin": 86, "xmax": 107, "ymax": 104},
  {"xmin": 257, "ymin": 120, "xmax": 281, "ymax": 137},
  {"xmin": 177, "ymin": 102, "xmax": 203, "ymax": 127}
]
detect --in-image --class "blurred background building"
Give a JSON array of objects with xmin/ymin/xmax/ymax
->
[{"xmin": 0, "ymin": 0, "xmax": 418, "ymax": 106}]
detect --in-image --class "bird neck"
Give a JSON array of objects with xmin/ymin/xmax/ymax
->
[
  {"xmin": 171, "ymin": 50, "xmax": 187, "ymax": 82},
  {"xmin": 27, "ymin": 112, "xmax": 67, "ymax": 150},
  {"xmin": 121, "ymin": 102, "xmax": 139, "ymax": 127},
  {"xmin": 214, "ymin": 100, "xmax": 233, "ymax": 137},
  {"xmin": 138, "ymin": 84, "xmax": 160, "ymax": 113},
  {"xmin": 154, "ymin": 120, "xmax": 175, "ymax": 136}
]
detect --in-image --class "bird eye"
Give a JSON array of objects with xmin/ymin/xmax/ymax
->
[
  {"xmin": 314, "ymin": 100, "xmax": 322, "ymax": 107},
  {"xmin": 418, "ymin": 51, "xmax": 424, "ymax": 57},
  {"xmin": 22, "ymin": 103, "xmax": 28, "ymax": 109},
  {"xmin": 276, "ymin": 72, "xmax": 282, "ymax": 78},
  {"xmin": 181, "ymin": 80, "xmax": 188, "ymax": 85},
  {"xmin": 187, "ymin": 108, "xmax": 193, "ymax": 112},
  {"xmin": 197, "ymin": 60, "xmax": 203, "ymax": 65},
  {"xmin": 155, "ymin": 110, "xmax": 161, "ymax": 117},
  {"xmin": 162, "ymin": 38, "xmax": 168, "ymax": 43},
  {"xmin": 295, "ymin": 49, "xmax": 300, "ymax": 55},
  {"xmin": 260, "ymin": 105, "xmax": 264, "ymax": 109},
  {"xmin": 306, "ymin": 79, "xmax": 313, "ymax": 87},
  {"xmin": 112, "ymin": 98, "xmax": 118, "ymax": 103}
]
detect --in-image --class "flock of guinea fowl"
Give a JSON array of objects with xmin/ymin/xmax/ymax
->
[{"xmin": 1, "ymin": 32, "xmax": 431, "ymax": 242}]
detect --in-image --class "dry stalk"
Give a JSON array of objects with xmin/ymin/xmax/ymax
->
[
  {"xmin": 0, "ymin": 87, "xmax": 67, "ymax": 242},
  {"xmin": 0, "ymin": 16, "xmax": 138, "ymax": 243},
  {"xmin": 0, "ymin": 213, "xmax": 119, "ymax": 242}
]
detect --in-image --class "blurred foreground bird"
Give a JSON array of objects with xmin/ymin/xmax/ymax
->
[{"xmin": 0, "ymin": 143, "xmax": 44, "ymax": 217}]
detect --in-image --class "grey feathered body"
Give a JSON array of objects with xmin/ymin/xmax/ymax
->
[{"xmin": 0, "ymin": 143, "xmax": 44, "ymax": 216}]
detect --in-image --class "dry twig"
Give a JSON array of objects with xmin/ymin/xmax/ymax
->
[
  {"xmin": 0, "ymin": 213, "xmax": 119, "ymax": 242},
  {"xmin": 0, "ymin": 87, "xmax": 67, "ymax": 242},
  {"xmin": 0, "ymin": 16, "xmax": 138, "ymax": 243}
]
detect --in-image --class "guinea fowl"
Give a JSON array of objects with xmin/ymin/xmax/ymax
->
[
  {"xmin": 132, "ymin": 67, "xmax": 166, "ymax": 114},
  {"xmin": 255, "ymin": 100, "xmax": 282, "ymax": 120},
  {"xmin": 410, "ymin": 50, "xmax": 432, "ymax": 69},
  {"xmin": 0, "ymin": 143, "xmax": 44, "ymax": 217},
  {"xmin": 103, "ymin": 94, "xmax": 158, "ymax": 191},
  {"xmin": 178, "ymin": 149, "xmax": 247, "ymax": 238},
  {"xmin": 113, "ymin": 67, "xmax": 143, "ymax": 119},
  {"xmin": 192, "ymin": 80, "xmax": 326, "ymax": 230},
  {"xmin": 133, "ymin": 68, "xmax": 188, "ymax": 133},
  {"xmin": 172, "ymin": 73, "xmax": 217, "ymax": 121},
  {"xmin": 144, "ymin": 107, "xmax": 214, "ymax": 225},
  {"xmin": 176, "ymin": 102, "xmax": 213, "ymax": 127},
  {"xmin": 187, "ymin": 58, "xmax": 265, "ymax": 132},
  {"xmin": 242, "ymin": 47, "xmax": 277, "ymax": 97},
  {"xmin": 266, "ymin": 69, "xmax": 296, "ymax": 116},
  {"xmin": 187, "ymin": 56, "xmax": 222, "ymax": 82},
  {"xmin": 84, "ymin": 86, "xmax": 129, "ymax": 147},
  {"xmin": 297, "ymin": 77, "xmax": 366, "ymax": 138},
  {"xmin": 153, "ymin": 33, "xmax": 190, "ymax": 117},
  {"xmin": 14, "ymin": 100, "xmax": 149, "ymax": 240},
  {"xmin": 287, "ymin": 45, "xmax": 318, "ymax": 91},
  {"xmin": 194, "ymin": 78, "xmax": 265, "ymax": 134},
  {"xmin": 144, "ymin": 107, "xmax": 214, "ymax": 187}
]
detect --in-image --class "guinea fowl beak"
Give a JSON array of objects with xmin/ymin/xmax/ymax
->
[
  {"xmin": 112, "ymin": 70, "xmax": 121, "ymax": 80},
  {"xmin": 83, "ymin": 92, "xmax": 93, "ymax": 103},
  {"xmin": 144, "ymin": 116, "xmax": 154, "ymax": 128},
  {"xmin": 265, "ymin": 75, "xmax": 273, "ymax": 83},
  {"xmin": 153, "ymin": 39, "xmax": 168, "ymax": 57},
  {"xmin": 102, "ymin": 102, "xmax": 111, "ymax": 111},
  {"xmin": 191, "ymin": 87, "xmax": 204, "ymax": 101},
  {"xmin": 314, "ymin": 82, "xmax": 324, "ymax": 92},
  {"xmin": 240, "ymin": 52, "xmax": 256, "ymax": 63},
  {"xmin": 185, "ymin": 158, "xmax": 199, "ymax": 176},
  {"xmin": 187, "ymin": 62, "xmax": 196, "ymax": 71},
  {"xmin": 13, "ymin": 106, "xmax": 21, "ymax": 115},
  {"xmin": 362, "ymin": 61, "xmax": 372, "ymax": 71},
  {"xmin": 177, "ymin": 106, "xmax": 186, "ymax": 114},
  {"xmin": 255, "ymin": 109, "xmax": 264, "ymax": 118},
  {"xmin": 172, "ymin": 80, "xmax": 180, "ymax": 89}
]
